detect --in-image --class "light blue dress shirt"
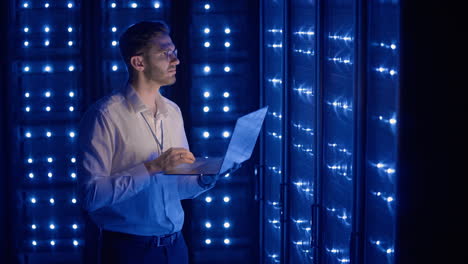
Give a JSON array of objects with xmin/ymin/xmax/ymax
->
[{"xmin": 78, "ymin": 85, "xmax": 213, "ymax": 236}]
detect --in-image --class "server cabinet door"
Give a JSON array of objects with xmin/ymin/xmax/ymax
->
[
  {"xmin": 261, "ymin": 0, "xmax": 285, "ymax": 263},
  {"xmin": 320, "ymin": 0, "xmax": 356, "ymax": 263},
  {"xmin": 287, "ymin": 0, "xmax": 317, "ymax": 263},
  {"xmin": 363, "ymin": 1, "xmax": 399, "ymax": 263}
]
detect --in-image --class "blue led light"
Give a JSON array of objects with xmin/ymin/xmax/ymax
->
[
  {"xmin": 205, "ymin": 238, "xmax": 212, "ymax": 245},
  {"xmin": 68, "ymin": 41, "xmax": 74, "ymax": 47},
  {"xmin": 130, "ymin": 2, "xmax": 137, "ymax": 8},
  {"xmin": 68, "ymin": 27, "xmax": 73, "ymax": 32},
  {"xmin": 23, "ymin": 66, "xmax": 30, "ymax": 72},
  {"xmin": 111, "ymin": 27, "xmax": 117, "ymax": 32},
  {"xmin": 45, "ymin": 91, "xmax": 51, "ymax": 97},
  {"xmin": 224, "ymin": 42, "xmax": 231, "ymax": 48},
  {"xmin": 223, "ymin": 92, "xmax": 230, "ymax": 98},
  {"xmin": 203, "ymin": 91, "xmax": 210, "ymax": 98},
  {"xmin": 110, "ymin": 2, "xmax": 116, "ymax": 8},
  {"xmin": 267, "ymin": 43, "xmax": 282, "ymax": 48},
  {"xmin": 32, "ymin": 240, "xmax": 37, "ymax": 246},
  {"xmin": 43, "ymin": 65, "xmax": 52, "ymax": 72},
  {"xmin": 27, "ymin": 158, "xmax": 33, "ymax": 163},
  {"xmin": 71, "ymin": 198, "xmax": 77, "ymax": 204},
  {"xmin": 31, "ymin": 224, "xmax": 37, "ymax": 230},
  {"xmin": 204, "ymin": 41, "xmax": 211, "ymax": 48},
  {"xmin": 23, "ymin": 27, "xmax": 29, "ymax": 33},
  {"xmin": 224, "ymin": 238, "xmax": 231, "ymax": 245},
  {"xmin": 68, "ymin": 65, "xmax": 75, "ymax": 71},
  {"xmin": 70, "ymin": 172, "xmax": 77, "ymax": 178},
  {"xmin": 69, "ymin": 131, "xmax": 76, "ymax": 138},
  {"xmin": 293, "ymin": 49, "xmax": 314, "ymax": 56},
  {"xmin": 224, "ymin": 28, "xmax": 231, "ymax": 34},
  {"xmin": 49, "ymin": 198, "xmax": 55, "ymax": 204},
  {"xmin": 50, "ymin": 240, "xmax": 56, "ymax": 246},
  {"xmin": 73, "ymin": 240, "xmax": 79, "ymax": 246},
  {"xmin": 204, "ymin": 27, "xmax": 210, "ymax": 34},
  {"xmin": 222, "ymin": 131, "xmax": 230, "ymax": 138},
  {"xmin": 112, "ymin": 65, "xmax": 118, "ymax": 71},
  {"xmin": 45, "ymin": 106, "xmax": 51, "ymax": 112},
  {"xmin": 153, "ymin": 2, "xmax": 161, "ymax": 8},
  {"xmin": 293, "ymin": 86, "xmax": 314, "ymax": 95},
  {"xmin": 46, "ymin": 131, "xmax": 52, "ymax": 137},
  {"xmin": 44, "ymin": 40, "xmax": 50, "ymax": 46},
  {"xmin": 23, "ymin": 2, "xmax": 29, "ymax": 8},
  {"xmin": 48, "ymin": 172, "xmax": 53, "ymax": 178},
  {"xmin": 203, "ymin": 131, "xmax": 210, "ymax": 138},
  {"xmin": 295, "ymin": 30, "xmax": 315, "ymax": 37},
  {"xmin": 223, "ymin": 106, "xmax": 230, "ymax": 112},
  {"xmin": 30, "ymin": 197, "xmax": 36, "ymax": 203},
  {"xmin": 329, "ymin": 57, "xmax": 352, "ymax": 64},
  {"xmin": 224, "ymin": 66, "xmax": 231, "ymax": 72},
  {"xmin": 49, "ymin": 224, "xmax": 55, "ymax": 230},
  {"xmin": 69, "ymin": 106, "xmax": 75, "ymax": 112},
  {"xmin": 72, "ymin": 224, "xmax": 78, "ymax": 229},
  {"xmin": 111, "ymin": 40, "xmax": 117, "ymax": 46},
  {"xmin": 205, "ymin": 196, "xmax": 213, "ymax": 203},
  {"xmin": 203, "ymin": 106, "xmax": 210, "ymax": 112},
  {"xmin": 23, "ymin": 41, "xmax": 29, "ymax": 47},
  {"xmin": 67, "ymin": 2, "xmax": 73, "ymax": 8},
  {"xmin": 71, "ymin": 157, "xmax": 76, "ymax": 163},
  {"xmin": 25, "ymin": 132, "xmax": 31, "ymax": 138},
  {"xmin": 203, "ymin": 66, "xmax": 211, "ymax": 73},
  {"xmin": 329, "ymin": 34, "xmax": 353, "ymax": 41},
  {"xmin": 204, "ymin": 4, "xmax": 211, "ymax": 10},
  {"xmin": 205, "ymin": 222, "xmax": 212, "ymax": 228},
  {"xmin": 69, "ymin": 91, "xmax": 75, "ymax": 97},
  {"xmin": 47, "ymin": 157, "xmax": 53, "ymax": 163},
  {"xmin": 223, "ymin": 222, "xmax": 231, "ymax": 228},
  {"xmin": 45, "ymin": 3, "xmax": 49, "ymax": 8},
  {"xmin": 223, "ymin": 196, "xmax": 230, "ymax": 203},
  {"xmin": 44, "ymin": 26, "xmax": 50, "ymax": 33},
  {"xmin": 28, "ymin": 173, "xmax": 34, "ymax": 179}
]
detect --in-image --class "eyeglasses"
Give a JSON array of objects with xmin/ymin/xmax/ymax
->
[
  {"xmin": 135, "ymin": 49, "xmax": 178, "ymax": 60},
  {"xmin": 162, "ymin": 49, "xmax": 178, "ymax": 60}
]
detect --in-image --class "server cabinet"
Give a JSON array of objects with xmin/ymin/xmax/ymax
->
[
  {"xmin": 287, "ymin": 1, "xmax": 317, "ymax": 264},
  {"xmin": 320, "ymin": 0, "xmax": 356, "ymax": 263},
  {"xmin": 363, "ymin": 1, "xmax": 399, "ymax": 263},
  {"xmin": 260, "ymin": 0, "xmax": 285, "ymax": 263},
  {"xmin": 8, "ymin": 1, "xmax": 84, "ymax": 263},
  {"xmin": 260, "ymin": 0, "xmax": 400, "ymax": 263}
]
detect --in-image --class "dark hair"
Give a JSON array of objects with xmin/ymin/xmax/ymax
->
[{"xmin": 119, "ymin": 21, "xmax": 170, "ymax": 68}]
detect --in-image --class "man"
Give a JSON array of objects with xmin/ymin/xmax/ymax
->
[{"xmin": 78, "ymin": 21, "xmax": 216, "ymax": 264}]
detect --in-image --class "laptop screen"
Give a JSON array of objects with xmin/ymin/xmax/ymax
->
[{"xmin": 219, "ymin": 106, "xmax": 268, "ymax": 175}]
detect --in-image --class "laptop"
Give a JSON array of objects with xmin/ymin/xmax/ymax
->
[{"xmin": 164, "ymin": 106, "xmax": 269, "ymax": 176}]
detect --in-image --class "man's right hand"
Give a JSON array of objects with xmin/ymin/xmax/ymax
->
[{"xmin": 144, "ymin": 147, "xmax": 195, "ymax": 174}]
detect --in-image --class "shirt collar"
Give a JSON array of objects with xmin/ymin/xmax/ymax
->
[{"xmin": 124, "ymin": 84, "xmax": 168, "ymax": 117}]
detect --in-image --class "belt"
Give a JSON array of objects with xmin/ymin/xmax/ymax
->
[{"xmin": 102, "ymin": 230, "xmax": 181, "ymax": 247}]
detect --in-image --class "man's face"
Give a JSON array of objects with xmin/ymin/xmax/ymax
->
[{"xmin": 141, "ymin": 34, "xmax": 179, "ymax": 86}]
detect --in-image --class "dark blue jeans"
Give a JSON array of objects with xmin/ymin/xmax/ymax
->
[{"xmin": 100, "ymin": 230, "xmax": 189, "ymax": 264}]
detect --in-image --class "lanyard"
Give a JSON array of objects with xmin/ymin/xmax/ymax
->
[{"xmin": 141, "ymin": 112, "xmax": 164, "ymax": 152}]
